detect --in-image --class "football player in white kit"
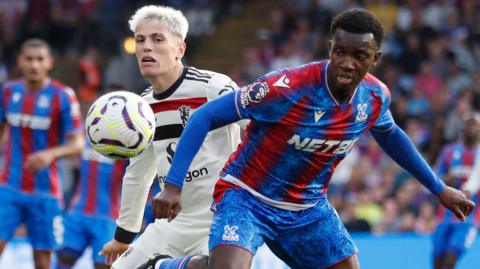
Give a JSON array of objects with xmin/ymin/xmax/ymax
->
[{"xmin": 98, "ymin": 5, "xmax": 242, "ymax": 268}]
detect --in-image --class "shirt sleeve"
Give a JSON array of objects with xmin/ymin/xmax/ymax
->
[
  {"xmin": 371, "ymin": 85, "xmax": 395, "ymax": 131},
  {"xmin": 59, "ymin": 87, "xmax": 82, "ymax": 135},
  {"xmin": 233, "ymin": 74, "xmax": 289, "ymax": 122},
  {"xmin": 115, "ymin": 144, "xmax": 157, "ymax": 242},
  {"xmin": 206, "ymin": 73, "xmax": 239, "ymax": 101}
]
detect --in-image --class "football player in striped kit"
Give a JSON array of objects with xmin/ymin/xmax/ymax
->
[
  {"xmin": 0, "ymin": 38, "xmax": 84, "ymax": 269},
  {"xmin": 56, "ymin": 140, "xmax": 127, "ymax": 269},
  {"xmin": 432, "ymin": 113, "xmax": 480, "ymax": 269},
  {"xmin": 99, "ymin": 5, "xmax": 242, "ymax": 269},
  {"xmin": 146, "ymin": 9, "xmax": 475, "ymax": 269}
]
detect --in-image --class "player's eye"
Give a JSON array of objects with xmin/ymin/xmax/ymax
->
[
  {"xmin": 357, "ymin": 54, "xmax": 367, "ymax": 60},
  {"xmin": 334, "ymin": 49, "xmax": 343, "ymax": 56}
]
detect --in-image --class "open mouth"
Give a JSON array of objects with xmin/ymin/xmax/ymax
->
[
  {"xmin": 337, "ymin": 74, "xmax": 353, "ymax": 85},
  {"xmin": 141, "ymin": 56, "xmax": 156, "ymax": 63}
]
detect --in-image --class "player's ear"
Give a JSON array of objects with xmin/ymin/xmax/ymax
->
[
  {"xmin": 372, "ymin": 51, "xmax": 382, "ymax": 67},
  {"xmin": 177, "ymin": 41, "xmax": 186, "ymax": 61},
  {"xmin": 328, "ymin": 40, "xmax": 333, "ymax": 57},
  {"xmin": 47, "ymin": 56, "xmax": 55, "ymax": 71}
]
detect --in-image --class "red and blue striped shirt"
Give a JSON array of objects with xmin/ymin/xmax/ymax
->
[
  {"xmin": 436, "ymin": 142, "xmax": 480, "ymax": 225},
  {"xmin": 222, "ymin": 60, "xmax": 394, "ymax": 206},
  {"xmin": 69, "ymin": 143, "xmax": 127, "ymax": 219},
  {"xmin": 0, "ymin": 79, "xmax": 82, "ymax": 198}
]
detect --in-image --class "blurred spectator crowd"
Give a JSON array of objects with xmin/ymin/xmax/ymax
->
[{"xmin": 2, "ymin": 0, "xmax": 480, "ymax": 235}]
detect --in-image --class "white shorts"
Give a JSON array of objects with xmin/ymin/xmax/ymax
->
[{"xmin": 112, "ymin": 218, "xmax": 210, "ymax": 269}]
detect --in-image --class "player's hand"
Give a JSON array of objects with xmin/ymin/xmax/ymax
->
[
  {"xmin": 437, "ymin": 186, "xmax": 475, "ymax": 222},
  {"xmin": 24, "ymin": 150, "xmax": 55, "ymax": 173},
  {"xmin": 153, "ymin": 183, "xmax": 182, "ymax": 222},
  {"xmin": 98, "ymin": 239, "xmax": 130, "ymax": 265}
]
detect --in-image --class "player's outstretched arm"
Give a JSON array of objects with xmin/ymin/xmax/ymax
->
[
  {"xmin": 371, "ymin": 125, "xmax": 475, "ymax": 221},
  {"xmin": 154, "ymin": 92, "xmax": 241, "ymax": 221}
]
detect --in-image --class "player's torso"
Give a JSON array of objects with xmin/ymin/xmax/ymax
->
[
  {"xmin": 142, "ymin": 67, "xmax": 240, "ymax": 216},
  {"xmin": 3, "ymin": 81, "xmax": 65, "ymax": 148},
  {"xmin": 0, "ymin": 80, "xmax": 73, "ymax": 196},
  {"xmin": 225, "ymin": 61, "xmax": 389, "ymax": 206},
  {"xmin": 70, "ymin": 145, "xmax": 126, "ymax": 219},
  {"xmin": 438, "ymin": 143, "xmax": 479, "ymax": 224}
]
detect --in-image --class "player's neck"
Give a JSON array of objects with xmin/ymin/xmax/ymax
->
[
  {"xmin": 463, "ymin": 138, "xmax": 477, "ymax": 149},
  {"xmin": 150, "ymin": 64, "xmax": 184, "ymax": 94},
  {"xmin": 326, "ymin": 66, "xmax": 355, "ymax": 104},
  {"xmin": 24, "ymin": 78, "xmax": 49, "ymax": 92}
]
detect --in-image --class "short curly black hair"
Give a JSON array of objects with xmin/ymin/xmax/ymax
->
[{"xmin": 330, "ymin": 8, "xmax": 384, "ymax": 47}]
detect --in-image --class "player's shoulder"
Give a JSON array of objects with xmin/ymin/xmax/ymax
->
[
  {"xmin": 362, "ymin": 73, "xmax": 391, "ymax": 98},
  {"xmin": 186, "ymin": 66, "xmax": 234, "ymax": 87},
  {"xmin": 140, "ymin": 86, "xmax": 153, "ymax": 98},
  {"xmin": 186, "ymin": 66, "xmax": 238, "ymax": 98},
  {"xmin": 442, "ymin": 142, "xmax": 461, "ymax": 155},
  {"xmin": 260, "ymin": 61, "xmax": 324, "ymax": 91},
  {"xmin": 49, "ymin": 79, "xmax": 77, "ymax": 98},
  {"xmin": 1, "ymin": 79, "xmax": 21, "ymax": 91}
]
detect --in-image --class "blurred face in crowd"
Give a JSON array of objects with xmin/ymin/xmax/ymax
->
[
  {"xmin": 17, "ymin": 45, "xmax": 53, "ymax": 86},
  {"xmin": 328, "ymin": 29, "xmax": 381, "ymax": 93},
  {"xmin": 134, "ymin": 20, "xmax": 186, "ymax": 79},
  {"xmin": 462, "ymin": 115, "xmax": 480, "ymax": 143}
]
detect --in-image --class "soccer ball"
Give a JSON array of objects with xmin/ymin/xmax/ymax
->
[{"xmin": 85, "ymin": 91, "xmax": 155, "ymax": 159}]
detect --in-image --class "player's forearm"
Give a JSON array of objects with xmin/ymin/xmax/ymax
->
[
  {"xmin": 165, "ymin": 92, "xmax": 241, "ymax": 188},
  {"xmin": 116, "ymin": 147, "xmax": 157, "ymax": 243},
  {"xmin": 49, "ymin": 132, "xmax": 84, "ymax": 159},
  {"xmin": 371, "ymin": 125, "xmax": 446, "ymax": 194}
]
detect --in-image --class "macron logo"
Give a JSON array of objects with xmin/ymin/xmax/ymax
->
[
  {"xmin": 314, "ymin": 111, "xmax": 325, "ymax": 123},
  {"xmin": 273, "ymin": 75, "xmax": 290, "ymax": 88}
]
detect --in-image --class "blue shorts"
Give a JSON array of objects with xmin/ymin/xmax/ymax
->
[
  {"xmin": 209, "ymin": 184, "xmax": 358, "ymax": 269},
  {"xmin": 60, "ymin": 212, "xmax": 116, "ymax": 263},
  {"xmin": 0, "ymin": 187, "xmax": 63, "ymax": 250},
  {"xmin": 432, "ymin": 222, "xmax": 478, "ymax": 257}
]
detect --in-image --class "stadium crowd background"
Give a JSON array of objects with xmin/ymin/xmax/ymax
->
[{"xmin": 1, "ymin": 0, "xmax": 480, "ymax": 238}]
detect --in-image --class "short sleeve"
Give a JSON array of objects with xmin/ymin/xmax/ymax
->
[
  {"xmin": 206, "ymin": 73, "xmax": 239, "ymax": 101},
  {"xmin": 234, "ymin": 71, "xmax": 292, "ymax": 122},
  {"xmin": 59, "ymin": 87, "xmax": 83, "ymax": 135},
  {"xmin": 371, "ymin": 85, "xmax": 395, "ymax": 131}
]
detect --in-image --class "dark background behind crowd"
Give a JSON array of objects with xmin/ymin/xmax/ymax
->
[{"xmin": 2, "ymin": 0, "xmax": 480, "ymax": 235}]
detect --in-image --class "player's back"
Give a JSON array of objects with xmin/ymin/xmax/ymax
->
[
  {"xmin": 69, "ymin": 142, "xmax": 127, "ymax": 219},
  {"xmin": 222, "ymin": 60, "xmax": 393, "ymax": 209},
  {"xmin": 0, "ymin": 79, "xmax": 82, "ymax": 198}
]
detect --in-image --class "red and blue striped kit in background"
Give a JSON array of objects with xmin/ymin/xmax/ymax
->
[
  {"xmin": 0, "ymin": 79, "xmax": 82, "ymax": 197},
  {"xmin": 69, "ymin": 142, "xmax": 127, "ymax": 219},
  {"xmin": 436, "ymin": 143, "xmax": 480, "ymax": 225},
  {"xmin": 221, "ymin": 60, "xmax": 395, "ymax": 208}
]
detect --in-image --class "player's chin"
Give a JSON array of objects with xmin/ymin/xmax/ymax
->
[{"xmin": 140, "ymin": 68, "xmax": 159, "ymax": 77}]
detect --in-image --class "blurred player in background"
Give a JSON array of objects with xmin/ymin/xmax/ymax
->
[
  {"xmin": 0, "ymin": 38, "xmax": 83, "ymax": 269},
  {"xmin": 98, "ymin": 5, "xmax": 242, "ymax": 268},
  {"xmin": 56, "ymin": 138, "xmax": 127, "ymax": 268},
  {"xmin": 144, "ymin": 9, "xmax": 475, "ymax": 269},
  {"xmin": 432, "ymin": 113, "xmax": 480, "ymax": 269}
]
